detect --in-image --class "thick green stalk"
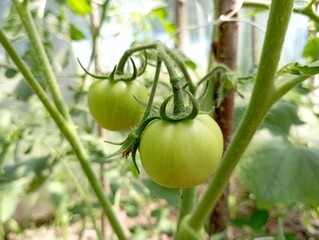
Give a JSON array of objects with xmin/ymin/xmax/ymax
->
[
  {"xmin": 163, "ymin": 47, "xmax": 196, "ymax": 93},
  {"xmin": 157, "ymin": 46, "xmax": 186, "ymax": 116},
  {"xmin": 12, "ymin": 0, "xmax": 71, "ymax": 122},
  {"xmin": 187, "ymin": 0, "xmax": 295, "ymax": 230},
  {"xmin": 272, "ymin": 75, "xmax": 309, "ymax": 104},
  {"xmin": 177, "ymin": 188, "xmax": 197, "ymax": 229},
  {"xmin": 0, "ymin": 29, "xmax": 127, "ymax": 240}
]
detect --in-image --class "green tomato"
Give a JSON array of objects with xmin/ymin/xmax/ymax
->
[
  {"xmin": 88, "ymin": 79, "xmax": 148, "ymax": 131},
  {"xmin": 138, "ymin": 114, "xmax": 223, "ymax": 188}
]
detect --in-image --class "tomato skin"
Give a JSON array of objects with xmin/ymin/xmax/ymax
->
[
  {"xmin": 138, "ymin": 115, "xmax": 223, "ymax": 188},
  {"xmin": 88, "ymin": 79, "xmax": 148, "ymax": 131}
]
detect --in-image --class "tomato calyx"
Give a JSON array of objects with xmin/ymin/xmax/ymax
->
[
  {"xmin": 159, "ymin": 89, "xmax": 199, "ymax": 122},
  {"xmin": 105, "ymin": 116, "xmax": 160, "ymax": 173},
  {"xmin": 78, "ymin": 56, "xmax": 147, "ymax": 82}
]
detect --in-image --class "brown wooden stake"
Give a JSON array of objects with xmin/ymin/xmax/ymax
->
[
  {"xmin": 175, "ymin": 0, "xmax": 187, "ymax": 50},
  {"xmin": 90, "ymin": 2, "xmax": 110, "ymax": 239},
  {"xmin": 209, "ymin": 0, "xmax": 238, "ymax": 235}
]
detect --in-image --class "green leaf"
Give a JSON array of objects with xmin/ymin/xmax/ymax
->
[
  {"xmin": 70, "ymin": 24, "xmax": 86, "ymax": 41},
  {"xmin": 175, "ymin": 50, "xmax": 197, "ymax": 70},
  {"xmin": 261, "ymin": 101, "xmax": 303, "ymax": 136},
  {"xmin": 5, "ymin": 68, "xmax": 18, "ymax": 78},
  {"xmin": 238, "ymin": 136, "xmax": 319, "ymax": 205},
  {"xmin": 231, "ymin": 209, "xmax": 268, "ymax": 230},
  {"xmin": 303, "ymin": 38, "xmax": 319, "ymax": 61},
  {"xmin": 142, "ymin": 179, "xmax": 180, "ymax": 207},
  {"xmin": 66, "ymin": 0, "xmax": 91, "ymax": 15},
  {"xmin": 0, "ymin": 180, "xmax": 27, "ymax": 222},
  {"xmin": 278, "ymin": 62, "xmax": 319, "ymax": 76},
  {"xmin": 152, "ymin": 7, "xmax": 176, "ymax": 36},
  {"xmin": 0, "ymin": 155, "xmax": 56, "ymax": 193},
  {"xmin": 13, "ymin": 79, "xmax": 34, "ymax": 101}
]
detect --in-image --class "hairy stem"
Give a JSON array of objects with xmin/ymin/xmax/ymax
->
[
  {"xmin": 116, "ymin": 42, "xmax": 196, "ymax": 93},
  {"xmin": 12, "ymin": 0, "xmax": 71, "ymax": 122},
  {"xmin": 177, "ymin": 188, "xmax": 197, "ymax": 229},
  {"xmin": 157, "ymin": 45, "xmax": 186, "ymax": 116},
  {"xmin": 187, "ymin": 0, "xmax": 295, "ymax": 230},
  {"xmin": 141, "ymin": 58, "xmax": 162, "ymax": 120},
  {"xmin": 0, "ymin": 28, "xmax": 127, "ymax": 240},
  {"xmin": 116, "ymin": 42, "xmax": 159, "ymax": 74},
  {"xmin": 163, "ymin": 47, "xmax": 196, "ymax": 93}
]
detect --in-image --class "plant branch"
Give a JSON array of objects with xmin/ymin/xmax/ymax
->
[
  {"xmin": 187, "ymin": 0, "xmax": 295, "ymax": 231},
  {"xmin": 116, "ymin": 42, "xmax": 159, "ymax": 74},
  {"xmin": 141, "ymin": 58, "xmax": 162, "ymax": 120},
  {"xmin": 12, "ymin": 0, "xmax": 72, "ymax": 122},
  {"xmin": 157, "ymin": 45, "xmax": 185, "ymax": 116},
  {"xmin": 243, "ymin": 0, "xmax": 319, "ymax": 25},
  {"xmin": 116, "ymin": 42, "xmax": 196, "ymax": 93},
  {"xmin": 272, "ymin": 74, "xmax": 309, "ymax": 103},
  {"xmin": 0, "ymin": 28, "xmax": 127, "ymax": 240},
  {"xmin": 177, "ymin": 188, "xmax": 197, "ymax": 229},
  {"xmin": 163, "ymin": 47, "xmax": 196, "ymax": 93}
]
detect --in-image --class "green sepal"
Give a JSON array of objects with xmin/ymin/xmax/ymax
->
[
  {"xmin": 77, "ymin": 58, "xmax": 109, "ymax": 79},
  {"xmin": 104, "ymin": 116, "xmax": 160, "ymax": 173},
  {"xmin": 77, "ymin": 58, "xmax": 139, "ymax": 82},
  {"xmin": 111, "ymin": 58, "xmax": 138, "ymax": 82},
  {"xmin": 159, "ymin": 90, "xmax": 199, "ymax": 121},
  {"xmin": 104, "ymin": 131, "xmax": 139, "ymax": 159},
  {"xmin": 108, "ymin": 64, "xmax": 118, "ymax": 81}
]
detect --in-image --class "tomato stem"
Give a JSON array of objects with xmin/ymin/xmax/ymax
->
[
  {"xmin": 116, "ymin": 41, "xmax": 196, "ymax": 93},
  {"xmin": 157, "ymin": 45, "xmax": 186, "ymax": 116},
  {"xmin": 177, "ymin": 188, "xmax": 197, "ymax": 230},
  {"xmin": 163, "ymin": 46, "xmax": 196, "ymax": 94},
  {"xmin": 186, "ymin": 0, "xmax": 296, "ymax": 231},
  {"xmin": 118, "ymin": 41, "xmax": 188, "ymax": 116},
  {"xmin": 117, "ymin": 42, "xmax": 159, "ymax": 75},
  {"xmin": 12, "ymin": 0, "xmax": 72, "ymax": 122},
  {"xmin": 141, "ymin": 57, "xmax": 162, "ymax": 121}
]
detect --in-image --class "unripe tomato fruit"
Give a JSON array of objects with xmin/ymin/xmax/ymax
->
[
  {"xmin": 138, "ymin": 115, "xmax": 223, "ymax": 188},
  {"xmin": 88, "ymin": 79, "xmax": 148, "ymax": 131}
]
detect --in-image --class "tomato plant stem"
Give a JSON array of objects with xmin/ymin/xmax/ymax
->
[
  {"xmin": 12, "ymin": 0, "xmax": 72, "ymax": 122},
  {"xmin": 0, "ymin": 29, "xmax": 127, "ymax": 240},
  {"xmin": 177, "ymin": 188, "xmax": 197, "ymax": 229},
  {"xmin": 116, "ymin": 42, "xmax": 196, "ymax": 93},
  {"xmin": 141, "ymin": 58, "xmax": 162, "ymax": 120},
  {"xmin": 117, "ymin": 42, "xmax": 159, "ymax": 74},
  {"xmin": 272, "ymin": 75, "xmax": 309, "ymax": 103},
  {"xmin": 157, "ymin": 45, "xmax": 186, "ymax": 116},
  {"xmin": 163, "ymin": 47, "xmax": 196, "ymax": 93},
  {"xmin": 187, "ymin": 0, "xmax": 296, "ymax": 231}
]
